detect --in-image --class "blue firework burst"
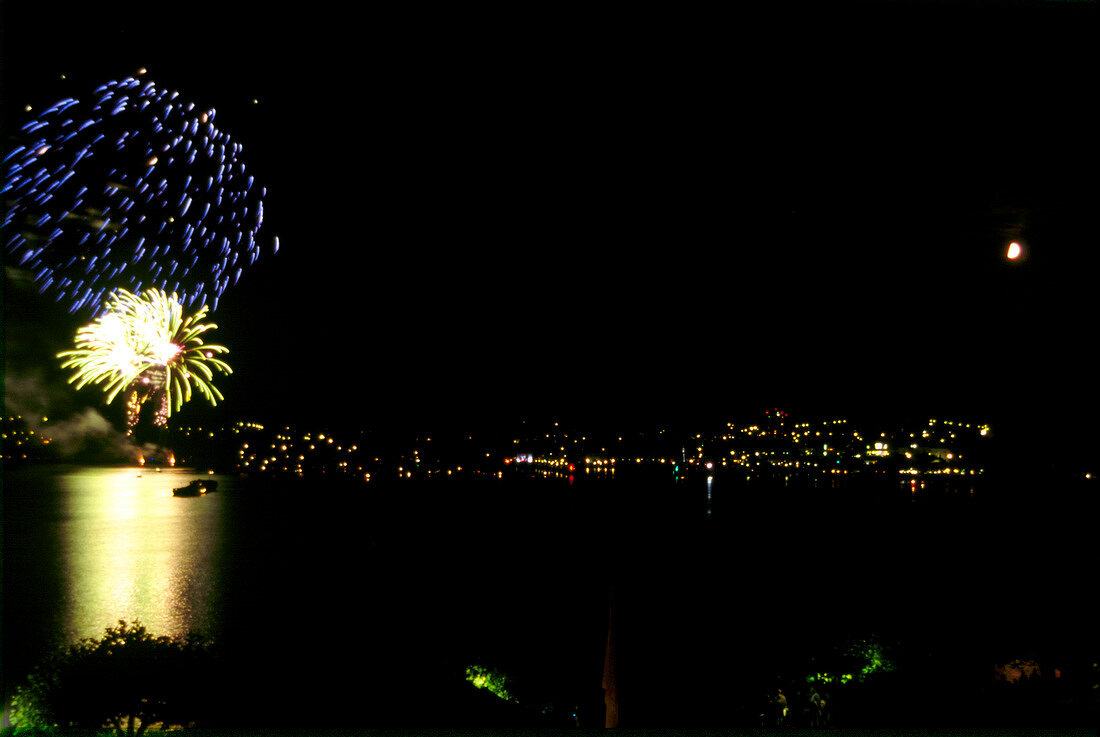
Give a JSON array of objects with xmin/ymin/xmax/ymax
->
[{"xmin": 3, "ymin": 75, "xmax": 278, "ymax": 313}]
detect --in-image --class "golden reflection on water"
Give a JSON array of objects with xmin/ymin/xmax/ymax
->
[{"xmin": 57, "ymin": 466, "xmax": 226, "ymax": 641}]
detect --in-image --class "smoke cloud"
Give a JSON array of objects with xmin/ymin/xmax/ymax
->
[
  {"xmin": 45, "ymin": 408, "xmax": 140, "ymax": 461},
  {"xmin": 4, "ymin": 369, "xmax": 140, "ymax": 462}
]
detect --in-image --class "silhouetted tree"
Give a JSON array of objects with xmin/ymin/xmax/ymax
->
[{"xmin": 9, "ymin": 620, "xmax": 220, "ymax": 736}]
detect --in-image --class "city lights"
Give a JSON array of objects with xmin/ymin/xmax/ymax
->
[{"xmin": 4, "ymin": 409, "xmax": 1004, "ymax": 488}]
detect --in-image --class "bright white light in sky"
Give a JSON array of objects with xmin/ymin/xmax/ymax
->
[{"xmin": 1007, "ymin": 242, "xmax": 1022, "ymax": 260}]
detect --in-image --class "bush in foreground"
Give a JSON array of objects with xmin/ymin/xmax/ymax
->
[{"xmin": 9, "ymin": 620, "xmax": 220, "ymax": 736}]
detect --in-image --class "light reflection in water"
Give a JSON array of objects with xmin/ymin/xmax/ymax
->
[{"xmin": 57, "ymin": 466, "xmax": 225, "ymax": 641}]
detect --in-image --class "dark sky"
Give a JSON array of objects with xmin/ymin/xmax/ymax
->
[{"xmin": 3, "ymin": 2, "xmax": 1097, "ymax": 445}]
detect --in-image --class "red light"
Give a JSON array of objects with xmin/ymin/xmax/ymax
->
[{"xmin": 568, "ymin": 463, "xmax": 575, "ymax": 472}]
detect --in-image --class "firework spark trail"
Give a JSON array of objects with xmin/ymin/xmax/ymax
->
[
  {"xmin": 58, "ymin": 288, "xmax": 232, "ymax": 430},
  {"xmin": 3, "ymin": 76, "xmax": 278, "ymax": 314}
]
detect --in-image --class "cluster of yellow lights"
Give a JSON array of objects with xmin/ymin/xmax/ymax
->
[
  {"xmin": 1, "ymin": 415, "xmax": 54, "ymax": 462},
  {"xmin": 899, "ymin": 467, "xmax": 980, "ymax": 476},
  {"xmin": 191, "ymin": 414, "xmax": 1003, "ymax": 483},
  {"xmin": 237, "ymin": 428, "xmax": 368, "ymax": 477},
  {"xmin": 528, "ymin": 458, "xmax": 571, "ymax": 468},
  {"xmin": 396, "ymin": 465, "xmax": 465, "ymax": 478},
  {"xmin": 1, "ymin": 423, "xmax": 53, "ymax": 455}
]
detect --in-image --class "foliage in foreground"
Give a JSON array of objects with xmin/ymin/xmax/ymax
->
[{"xmin": 8, "ymin": 620, "xmax": 220, "ymax": 737}]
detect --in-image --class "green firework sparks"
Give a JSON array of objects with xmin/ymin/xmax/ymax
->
[{"xmin": 58, "ymin": 288, "xmax": 232, "ymax": 423}]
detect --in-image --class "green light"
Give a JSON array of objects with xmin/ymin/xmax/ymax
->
[
  {"xmin": 860, "ymin": 645, "xmax": 893, "ymax": 676},
  {"xmin": 465, "ymin": 665, "xmax": 518, "ymax": 703},
  {"xmin": 807, "ymin": 672, "xmax": 854, "ymax": 686}
]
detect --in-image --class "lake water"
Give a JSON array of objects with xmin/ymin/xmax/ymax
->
[
  {"xmin": 3, "ymin": 464, "xmax": 617, "ymax": 727},
  {"xmin": 3, "ymin": 464, "xmax": 1096, "ymax": 727},
  {"xmin": 3, "ymin": 467, "xmax": 230, "ymax": 644}
]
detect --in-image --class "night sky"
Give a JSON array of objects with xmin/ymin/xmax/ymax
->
[{"xmin": 3, "ymin": 2, "xmax": 1096, "ymax": 453}]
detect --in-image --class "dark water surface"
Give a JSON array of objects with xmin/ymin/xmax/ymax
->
[{"xmin": 3, "ymin": 464, "xmax": 1096, "ymax": 727}]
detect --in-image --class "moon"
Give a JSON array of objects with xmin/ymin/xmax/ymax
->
[{"xmin": 1007, "ymin": 242, "xmax": 1022, "ymax": 260}]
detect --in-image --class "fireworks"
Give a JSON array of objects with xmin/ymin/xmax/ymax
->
[
  {"xmin": 58, "ymin": 288, "xmax": 232, "ymax": 431},
  {"xmin": 3, "ymin": 75, "xmax": 277, "ymax": 313}
]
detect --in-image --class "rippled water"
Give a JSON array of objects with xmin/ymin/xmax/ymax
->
[
  {"xmin": 4, "ymin": 463, "xmax": 1095, "ymax": 727},
  {"xmin": 6, "ymin": 466, "xmax": 230, "ymax": 643},
  {"xmin": 2, "ymin": 465, "xmax": 611, "ymax": 726},
  {"xmin": 58, "ymin": 467, "xmax": 230, "ymax": 639}
]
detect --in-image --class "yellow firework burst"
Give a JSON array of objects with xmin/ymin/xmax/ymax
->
[{"xmin": 58, "ymin": 288, "xmax": 232, "ymax": 424}]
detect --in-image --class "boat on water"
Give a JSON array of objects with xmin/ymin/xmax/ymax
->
[{"xmin": 172, "ymin": 479, "xmax": 219, "ymax": 497}]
